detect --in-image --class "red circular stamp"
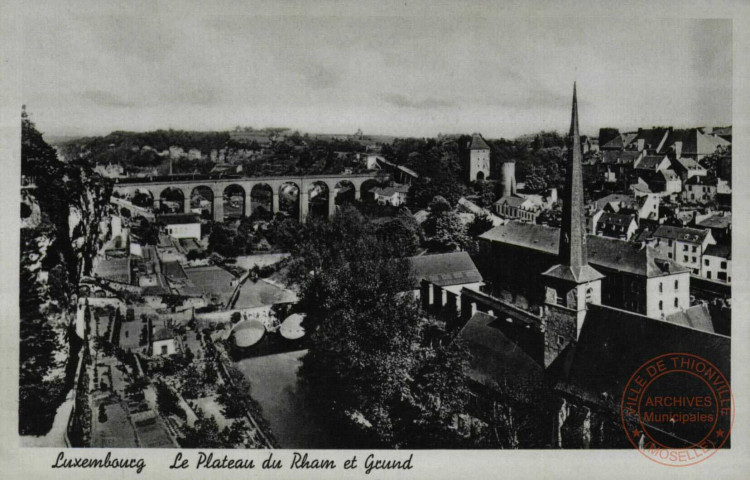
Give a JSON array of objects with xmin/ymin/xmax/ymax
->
[{"xmin": 620, "ymin": 353, "xmax": 734, "ymax": 466}]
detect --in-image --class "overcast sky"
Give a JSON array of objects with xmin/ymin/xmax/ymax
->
[{"xmin": 21, "ymin": 12, "xmax": 731, "ymax": 139}]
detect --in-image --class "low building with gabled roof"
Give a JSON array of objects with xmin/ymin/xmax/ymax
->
[
  {"xmin": 409, "ymin": 251, "xmax": 483, "ymax": 296},
  {"xmin": 592, "ymin": 211, "xmax": 638, "ymax": 240},
  {"xmin": 665, "ymin": 128, "xmax": 731, "ymax": 160},
  {"xmin": 372, "ymin": 184, "xmax": 410, "ymax": 207},
  {"xmin": 670, "ymin": 156, "xmax": 707, "ymax": 182},
  {"xmin": 649, "ymin": 169, "xmax": 682, "ymax": 196},
  {"xmin": 634, "ymin": 154, "xmax": 671, "ymax": 173}
]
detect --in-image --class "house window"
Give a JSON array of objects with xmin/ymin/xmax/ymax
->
[
  {"xmin": 707, "ymin": 271, "xmax": 712, "ymax": 279},
  {"xmin": 704, "ymin": 259, "xmax": 710, "ymax": 266},
  {"xmin": 586, "ymin": 287, "xmax": 593, "ymax": 303},
  {"xmin": 668, "ymin": 253, "xmax": 673, "ymax": 259},
  {"xmin": 674, "ymin": 280, "xmax": 679, "ymax": 289},
  {"xmin": 659, "ymin": 282, "xmax": 663, "ymax": 293},
  {"xmin": 161, "ymin": 345, "xmax": 168, "ymax": 355},
  {"xmin": 692, "ymin": 246, "xmax": 697, "ymax": 253},
  {"xmin": 718, "ymin": 272, "xmax": 727, "ymax": 281},
  {"xmin": 659, "ymin": 300, "xmax": 663, "ymax": 310},
  {"xmin": 668, "ymin": 239, "xmax": 673, "ymax": 246},
  {"xmin": 721, "ymin": 261, "xmax": 727, "ymax": 269},
  {"xmin": 683, "ymin": 245, "xmax": 689, "ymax": 252},
  {"xmin": 692, "ymin": 256, "xmax": 697, "ymax": 263},
  {"xmin": 683, "ymin": 255, "xmax": 688, "ymax": 262},
  {"xmin": 674, "ymin": 298, "xmax": 678, "ymax": 308}
]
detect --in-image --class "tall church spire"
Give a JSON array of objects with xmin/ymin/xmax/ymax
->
[
  {"xmin": 559, "ymin": 82, "xmax": 586, "ymax": 267},
  {"xmin": 542, "ymin": 83, "xmax": 603, "ymax": 284}
]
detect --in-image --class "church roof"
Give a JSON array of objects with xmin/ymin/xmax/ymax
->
[
  {"xmin": 479, "ymin": 221, "xmax": 688, "ymax": 277},
  {"xmin": 552, "ymin": 304, "xmax": 729, "ymax": 405},
  {"xmin": 542, "ymin": 264, "xmax": 604, "ymax": 283},
  {"xmin": 455, "ymin": 312, "xmax": 544, "ymax": 386}
]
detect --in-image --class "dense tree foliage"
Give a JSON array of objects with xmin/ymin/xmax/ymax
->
[
  {"xmin": 700, "ymin": 146, "xmax": 731, "ymax": 179},
  {"xmin": 294, "ymin": 207, "xmax": 471, "ymax": 447},
  {"xmin": 467, "ymin": 213, "xmax": 495, "ymax": 239},
  {"xmin": 422, "ymin": 196, "xmax": 471, "ymax": 253}
]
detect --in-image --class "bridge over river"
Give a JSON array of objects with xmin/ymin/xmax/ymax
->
[{"xmin": 112, "ymin": 172, "xmax": 388, "ymax": 222}]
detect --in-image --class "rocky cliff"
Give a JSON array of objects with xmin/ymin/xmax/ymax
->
[{"xmin": 19, "ymin": 110, "xmax": 111, "ymax": 435}]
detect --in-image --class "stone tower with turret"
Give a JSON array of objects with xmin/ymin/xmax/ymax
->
[
  {"xmin": 541, "ymin": 84, "xmax": 604, "ymax": 367},
  {"xmin": 468, "ymin": 133, "xmax": 491, "ymax": 181}
]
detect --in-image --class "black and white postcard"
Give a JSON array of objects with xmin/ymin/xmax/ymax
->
[{"xmin": 3, "ymin": 1, "xmax": 750, "ymax": 478}]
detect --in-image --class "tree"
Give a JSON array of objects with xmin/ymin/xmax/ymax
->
[
  {"xmin": 222, "ymin": 420, "xmax": 247, "ymax": 445},
  {"xmin": 155, "ymin": 381, "xmax": 185, "ymax": 419},
  {"xmin": 208, "ymin": 223, "xmax": 245, "ymax": 257},
  {"xmin": 162, "ymin": 294, "xmax": 184, "ymax": 312},
  {"xmin": 130, "ymin": 217, "xmax": 159, "ymax": 245},
  {"xmin": 431, "ymin": 211, "xmax": 470, "ymax": 252},
  {"xmin": 423, "ymin": 197, "xmax": 470, "ymax": 252},
  {"xmin": 467, "ymin": 213, "xmax": 495, "ymax": 238},
  {"xmin": 294, "ymin": 207, "xmax": 471, "ymax": 448},
  {"xmin": 375, "ymin": 217, "xmax": 421, "ymax": 258},
  {"xmin": 180, "ymin": 364, "xmax": 203, "ymax": 399},
  {"xmin": 203, "ymin": 363, "xmax": 218, "ymax": 384},
  {"xmin": 472, "ymin": 180, "xmax": 497, "ymax": 207},
  {"xmin": 179, "ymin": 414, "xmax": 228, "ymax": 448}
]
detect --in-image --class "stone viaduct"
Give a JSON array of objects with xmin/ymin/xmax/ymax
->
[{"xmin": 111, "ymin": 172, "xmax": 388, "ymax": 223}]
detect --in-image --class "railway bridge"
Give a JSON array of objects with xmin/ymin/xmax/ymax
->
[{"xmin": 111, "ymin": 172, "xmax": 388, "ymax": 223}]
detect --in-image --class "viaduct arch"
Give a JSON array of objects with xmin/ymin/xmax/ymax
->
[{"xmin": 112, "ymin": 172, "xmax": 388, "ymax": 223}]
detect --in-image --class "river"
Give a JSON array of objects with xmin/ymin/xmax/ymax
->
[{"xmin": 233, "ymin": 350, "xmax": 336, "ymax": 448}]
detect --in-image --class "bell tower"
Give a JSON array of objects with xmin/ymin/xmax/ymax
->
[{"xmin": 541, "ymin": 84, "xmax": 604, "ymax": 366}]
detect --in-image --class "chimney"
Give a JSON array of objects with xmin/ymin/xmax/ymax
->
[
  {"xmin": 637, "ymin": 138, "xmax": 645, "ymax": 152},
  {"xmin": 674, "ymin": 141, "xmax": 683, "ymax": 158}
]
